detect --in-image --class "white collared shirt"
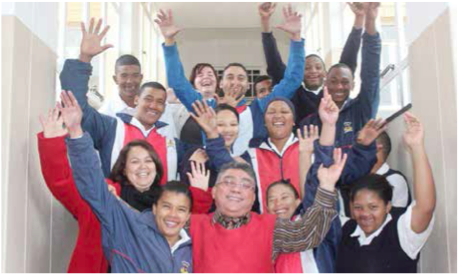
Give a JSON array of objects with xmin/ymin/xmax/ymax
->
[
  {"xmin": 99, "ymin": 92, "xmax": 136, "ymax": 117},
  {"xmin": 131, "ymin": 117, "xmax": 156, "ymax": 137},
  {"xmin": 268, "ymin": 133, "xmax": 297, "ymax": 156},
  {"xmin": 170, "ymin": 229, "xmax": 190, "ymax": 254},
  {"xmin": 376, "ymin": 163, "xmax": 410, "ymax": 207},
  {"xmin": 349, "ymin": 201, "xmax": 435, "ymax": 260},
  {"xmin": 301, "ymin": 82, "xmax": 323, "ymax": 96}
]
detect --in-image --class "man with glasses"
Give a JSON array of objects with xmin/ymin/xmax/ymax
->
[{"xmin": 189, "ymin": 161, "xmax": 344, "ymax": 272}]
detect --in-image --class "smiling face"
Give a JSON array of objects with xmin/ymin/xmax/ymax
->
[
  {"xmin": 326, "ymin": 66, "xmax": 354, "ymax": 108},
  {"xmin": 134, "ymin": 87, "xmax": 166, "ymax": 129},
  {"xmin": 193, "ymin": 65, "xmax": 218, "ymax": 99},
  {"xmin": 153, "ymin": 191, "xmax": 191, "ymax": 246},
  {"xmin": 113, "ymin": 65, "xmax": 143, "ymax": 100},
  {"xmin": 255, "ymin": 79, "xmax": 272, "ymax": 99},
  {"xmin": 267, "ymin": 183, "xmax": 301, "ymax": 220},
  {"xmin": 212, "ymin": 169, "xmax": 256, "ymax": 217},
  {"xmin": 351, "ymin": 189, "xmax": 391, "ymax": 236},
  {"xmin": 304, "ymin": 56, "xmax": 326, "ymax": 90},
  {"xmin": 265, "ymin": 101, "xmax": 295, "ymax": 141},
  {"xmin": 220, "ymin": 66, "xmax": 249, "ymax": 99},
  {"xmin": 216, "ymin": 109, "xmax": 239, "ymax": 149},
  {"xmin": 124, "ymin": 146, "xmax": 157, "ymax": 192}
]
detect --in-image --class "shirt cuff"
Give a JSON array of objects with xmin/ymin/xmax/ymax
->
[{"xmin": 315, "ymin": 187, "xmax": 337, "ymax": 208}]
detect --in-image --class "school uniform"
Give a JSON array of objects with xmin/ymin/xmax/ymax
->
[
  {"xmin": 376, "ymin": 163, "xmax": 412, "ymax": 208},
  {"xmin": 337, "ymin": 203, "xmax": 434, "ymax": 273}
]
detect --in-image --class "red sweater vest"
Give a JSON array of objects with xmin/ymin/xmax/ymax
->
[
  {"xmin": 275, "ymin": 252, "xmax": 303, "ymax": 273},
  {"xmin": 190, "ymin": 212, "xmax": 277, "ymax": 273},
  {"xmin": 123, "ymin": 124, "xmax": 168, "ymax": 185},
  {"xmin": 254, "ymin": 143, "xmax": 300, "ymax": 213}
]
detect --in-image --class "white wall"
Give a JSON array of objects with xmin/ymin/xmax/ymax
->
[
  {"xmin": 174, "ymin": 28, "xmax": 291, "ymax": 77},
  {"xmin": 1, "ymin": 2, "xmax": 59, "ymax": 54},
  {"xmin": 2, "ymin": 3, "xmax": 78, "ymax": 273}
]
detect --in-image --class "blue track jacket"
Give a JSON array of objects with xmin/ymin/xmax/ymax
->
[{"xmin": 67, "ymin": 133, "xmax": 193, "ymax": 273}]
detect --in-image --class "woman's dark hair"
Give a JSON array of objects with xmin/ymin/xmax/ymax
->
[
  {"xmin": 266, "ymin": 180, "xmax": 299, "ymax": 206},
  {"xmin": 155, "ymin": 180, "xmax": 193, "ymax": 209},
  {"xmin": 350, "ymin": 174, "xmax": 393, "ymax": 205},
  {"xmin": 189, "ymin": 63, "xmax": 219, "ymax": 88},
  {"xmin": 108, "ymin": 140, "xmax": 164, "ymax": 188},
  {"xmin": 215, "ymin": 104, "xmax": 240, "ymax": 123}
]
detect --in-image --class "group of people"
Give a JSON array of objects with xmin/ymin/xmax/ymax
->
[{"xmin": 37, "ymin": 2, "xmax": 436, "ymax": 273}]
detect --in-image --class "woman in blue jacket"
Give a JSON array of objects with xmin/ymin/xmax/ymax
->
[{"xmin": 59, "ymin": 90, "xmax": 194, "ymax": 273}]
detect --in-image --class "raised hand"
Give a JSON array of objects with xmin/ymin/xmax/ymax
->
[
  {"xmin": 317, "ymin": 148, "xmax": 348, "ymax": 192},
  {"xmin": 297, "ymin": 125, "xmax": 319, "ymax": 154},
  {"xmin": 57, "ymin": 90, "xmax": 83, "ymax": 138},
  {"xmin": 190, "ymin": 100, "xmax": 218, "ymax": 138},
  {"xmin": 356, "ymin": 118, "xmax": 387, "ymax": 146},
  {"xmin": 39, "ymin": 104, "xmax": 68, "ymax": 138},
  {"xmin": 216, "ymin": 88, "xmax": 245, "ymax": 108},
  {"xmin": 154, "ymin": 9, "xmax": 181, "ymax": 45},
  {"xmin": 365, "ymin": 2, "xmax": 380, "ymax": 20},
  {"xmin": 259, "ymin": 2, "xmax": 277, "ymax": 20},
  {"xmin": 275, "ymin": 4, "xmax": 302, "ymax": 41},
  {"xmin": 79, "ymin": 18, "xmax": 113, "ymax": 63},
  {"xmin": 187, "ymin": 161, "xmax": 210, "ymax": 192},
  {"xmin": 403, "ymin": 112, "xmax": 424, "ymax": 150},
  {"xmin": 318, "ymin": 87, "xmax": 339, "ymax": 126},
  {"xmin": 347, "ymin": 2, "xmax": 366, "ymax": 17}
]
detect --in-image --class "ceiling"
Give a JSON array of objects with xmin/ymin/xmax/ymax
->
[{"xmin": 152, "ymin": 2, "xmax": 306, "ymax": 29}]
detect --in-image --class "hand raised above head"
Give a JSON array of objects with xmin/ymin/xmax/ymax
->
[
  {"xmin": 154, "ymin": 9, "xmax": 181, "ymax": 43},
  {"xmin": 259, "ymin": 2, "xmax": 277, "ymax": 20},
  {"xmin": 357, "ymin": 118, "xmax": 387, "ymax": 146},
  {"xmin": 190, "ymin": 100, "xmax": 218, "ymax": 137},
  {"xmin": 297, "ymin": 125, "xmax": 319, "ymax": 154},
  {"xmin": 403, "ymin": 112, "xmax": 424, "ymax": 150},
  {"xmin": 187, "ymin": 161, "xmax": 210, "ymax": 192},
  {"xmin": 57, "ymin": 90, "xmax": 84, "ymax": 138},
  {"xmin": 318, "ymin": 87, "xmax": 339, "ymax": 126},
  {"xmin": 275, "ymin": 4, "xmax": 302, "ymax": 40},
  {"xmin": 39, "ymin": 104, "xmax": 68, "ymax": 138},
  {"xmin": 79, "ymin": 18, "xmax": 113, "ymax": 63},
  {"xmin": 347, "ymin": 2, "xmax": 366, "ymax": 17}
]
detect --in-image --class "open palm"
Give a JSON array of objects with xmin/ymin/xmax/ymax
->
[
  {"xmin": 80, "ymin": 18, "xmax": 113, "ymax": 62},
  {"xmin": 39, "ymin": 105, "xmax": 68, "ymax": 138},
  {"xmin": 276, "ymin": 5, "xmax": 302, "ymax": 36},
  {"xmin": 154, "ymin": 9, "xmax": 181, "ymax": 39}
]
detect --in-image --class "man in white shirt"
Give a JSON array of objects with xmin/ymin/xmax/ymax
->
[
  {"xmin": 99, "ymin": 54, "xmax": 143, "ymax": 117},
  {"xmin": 99, "ymin": 54, "xmax": 177, "ymax": 139}
]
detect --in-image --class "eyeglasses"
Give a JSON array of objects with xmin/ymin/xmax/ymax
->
[{"xmin": 218, "ymin": 178, "xmax": 255, "ymax": 191}]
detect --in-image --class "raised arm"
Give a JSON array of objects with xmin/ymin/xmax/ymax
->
[
  {"xmin": 297, "ymin": 125, "xmax": 319, "ymax": 199},
  {"xmin": 156, "ymin": 9, "xmax": 207, "ymax": 111},
  {"xmin": 273, "ymin": 149, "xmax": 346, "ymax": 257},
  {"xmin": 318, "ymin": 87, "xmax": 339, "ymax": 147},
  {"xmin": 357, "ymin": 3, "xmax": 382, "ymax": 119},
  {"xmin": 59, "ymin": 90, "xmax": 119, "ymax": 232},
  {"xmin": 187, "ymin": 161, "xmax": 213, "ymax": 214},
  {"xmin": 402, "ymin": 113, "xmax": 435, "ymax": 233},
  {"xmin": 190, "ymin": 100, "xmax": 236, "ymax": 169},
  {"xmin": 338, "ymin": 3, "xmax": 365, "ymax": 75},
  {"xmin": 38, "ymin": 106, "xmax": 81, "ymax": 216},
  {"xmin": 259, "ymin": 2, "xmax": 286, "ymax": 84},
  {"xmin": 59, "ymin": 18, "xmax": 117, "ymax": 149},
  {"xmin": 258, "ymin": 5, "xmax": 305, "ymax": 111}
]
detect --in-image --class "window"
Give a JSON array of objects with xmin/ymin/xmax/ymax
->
[{"xmin": 57, "ymin": 2, "xmax": 121, "ymax": 108}]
